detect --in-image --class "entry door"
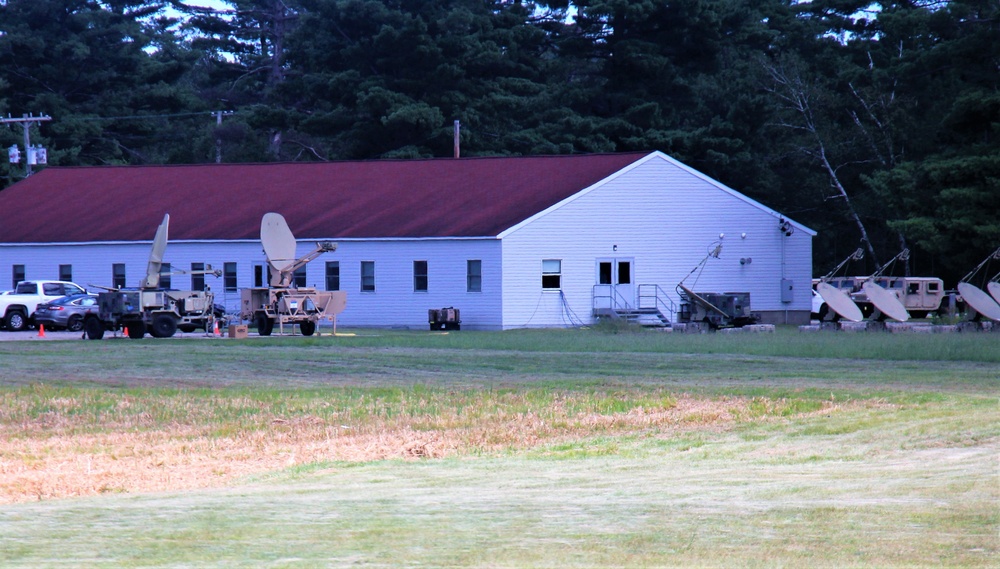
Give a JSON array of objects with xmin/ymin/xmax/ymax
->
[{"xmin": 597, "ymin": 258, "xmax": 634, "ymax": 309}]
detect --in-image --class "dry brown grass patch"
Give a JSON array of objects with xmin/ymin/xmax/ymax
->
[{"xmin": 0, "ymin": 395, "xmax": 863, "ymax": 503}]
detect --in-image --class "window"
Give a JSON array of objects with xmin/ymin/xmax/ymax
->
[
  {"xmin": 617, "ymin": 261, "xmax": 631, "ymax": 284},
  {"xmin": 361, "ymin": 261, "xmax": 375, "ymax": 292},
  {"xmin": 12, "ymin": 264, "xmax": 25, "ymax": 288},
  {"xmin": 63, "ymin": 282, "xmax": 86, "ymax": 295},
  {"xmin": 160, "ymin": 263, "xmax": 171, "ymax": 289},
  {"xmin": 15, "ymin": 282, "xmax": 36, "ymax": 294},
  {"xmin": 224, "ymin": 262, "xmax": 237, "ymax": 292},
  {"xmin": 542, "ymin": 259, "xmax": 561, "ymax": 290},
  {"xmin": 254, "ymin": 264, "xmax": 265, "ymax": 287},
  {"xmin": 59, "ymin": 264, "xmax": 72, "ymax": 282},
  {"xmin": 113, "ymin": 263, "xmax": 126, "ymax": 289},
  {"xmin": 467, "ymin": 260, "xmax": 482, "ymax": 293},
  {"xmin": 43, "ymin": 283, "xmax": 64, "ymax": 295},
  {"xmin": 191, "ymin": 263, "xmax": 205, "ymax": 291},
  {"xmin": 413, "ymin": 260, "xmax": 428, "ymax": 292},
  {"xmin": 294, "ymin": 266, "xmax": 307, "ymax": 288},
  {"xmin": 598, "ymin": 262, "xmax": 612, "ymax": 285},
  {"xmin": 325, "ymin": 261, "xmax": 340, "ymax": 291}
]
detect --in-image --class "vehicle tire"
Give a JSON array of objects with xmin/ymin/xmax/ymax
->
[
  {"xmin": 126, "ymin": 321, "xmax": 146, "ymax": 339},
  {"xmin": 178, "ymin": 325, "xmax": 196, "ymax": 333},
  {"xmin": 66, "ymin": 314, "xmax": 84, "ymax": 332},
  {"xmin": 5, "ymin": 310, "xmax": 28, "ymax": 332},
  {"xmin": 84, "ymin": 316, "xmax": 105, "ymax": 340},
  {"xmin": 255, "ymin": 313, "xmax": 273, "ymax": 336},
  {"xmin": 150, "ymin": 314, "xmax": 178, "ymax": 338},
  {"xmin": 299, "ymin": 320, "xmax": 316, "ymax": 336}
]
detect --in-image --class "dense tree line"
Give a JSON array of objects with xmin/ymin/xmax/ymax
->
[{"xmin": 1, "ymin": 0, "xmax": 997, "ymax": 283}]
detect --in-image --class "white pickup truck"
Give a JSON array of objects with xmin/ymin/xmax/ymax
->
[{"xmin": 0, "ymin": 280, "xmax": 89, "ymax": 331}]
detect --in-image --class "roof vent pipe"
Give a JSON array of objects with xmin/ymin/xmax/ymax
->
[{"xmin": 453, "ymin": 120, "xmax": 460, "ymax": 158}]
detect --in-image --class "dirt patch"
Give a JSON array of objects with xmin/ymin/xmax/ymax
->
[{"xmin": 0, "ymin": 396, "xmax": 863, "ymax": 503}]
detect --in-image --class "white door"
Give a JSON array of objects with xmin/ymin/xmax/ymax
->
[{"xmin": 596, "ymin": 258, "xmax": 634, "ymax": 310}]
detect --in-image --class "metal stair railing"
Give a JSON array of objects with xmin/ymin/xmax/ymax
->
[
  {"xmin": 593, "ymin": 284, "xmax": 676, "ymax": 325},
  {"xmin": 638, "ymin": 284, "xmax": 677, "ymax": 324}
]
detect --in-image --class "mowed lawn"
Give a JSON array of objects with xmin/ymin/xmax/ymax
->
[{"xmin": 0, "ymin": 328, "xmax": 997, "ymax": 567}]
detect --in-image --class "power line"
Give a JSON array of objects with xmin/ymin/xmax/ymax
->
[{"xmin": 74, "ymin": 111, "xmax": 235, "ymax": 121}]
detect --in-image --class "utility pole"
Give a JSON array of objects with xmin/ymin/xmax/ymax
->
[
  {"xmin": 212, "ymin": 110, "xmax": 234, "ymax": 163},
  {"xmin": 2, "ymin": 113, "xmax": 52, "ymax": 177}
]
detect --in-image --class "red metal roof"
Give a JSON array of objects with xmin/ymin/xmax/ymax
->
[{"xmin": 0, "ymin": 153, "xmax": 648, "ymax": 243}]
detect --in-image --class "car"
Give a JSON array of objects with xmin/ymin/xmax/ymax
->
[
  {"xmin": 811, "ymin": 289, "xmax": 826, "ymax": 319},
  {"xmin": 33, "ymin": 294, "xmax": 99, "ymax": 332}
]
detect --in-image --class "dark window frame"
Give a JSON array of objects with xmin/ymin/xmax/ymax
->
[
  {"xmin": 325, "ymin": 261, "xmax": 340, "ymax": 291},
  {"xmin": 224, "ymin": 262, "xmax": 238, "ymax": 292},
  {"xmin": 413, "ymin": 260, "xmax": 428, "ymax": 292},
  {"xmin": 361, "ymin": 261, "xmax": 376, "ymax": 292},
  {"xmin": 467, "ymin": 260, "xmax": 482, "ymax": 293},
  {"xmin": 542, "ymin": 259, "xmax": 562, "ymax": 290},
  {"xmin": 112, "ymin": 263, "xmax": 126, "ymax": 289}
]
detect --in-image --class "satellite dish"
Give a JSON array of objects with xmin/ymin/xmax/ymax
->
[
  {"xmin": 958, "ymin": 282, "xmax": 1000, "ymax": 322},
  {"xmin": 988, "ymin": 281, "xmax": 1000, "ymax": 306},
  {"xmin": 261, "ymin": 212, "xmax": 298, "ymax": 276},
  {"xmin": 142, "ymin": 214, "xmax": 170, "ymax": 289},
  {"xmin": 862, "ymin": 280, "xmax": 909, "ymax": 322},
  {"xmin": 816, "ymin": 282, "xmax": 863, "ymax": 322}
]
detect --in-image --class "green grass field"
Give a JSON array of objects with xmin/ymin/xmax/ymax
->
[{"xmin": 0, "ymin": 327, "xmax": 997, "ymax": 567}]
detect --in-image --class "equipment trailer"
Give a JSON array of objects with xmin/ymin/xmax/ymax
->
[{"xmin": 239, "ymin": 213, "xmax": 347, "ymax": 336}]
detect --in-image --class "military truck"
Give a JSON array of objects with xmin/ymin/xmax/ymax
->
[
  {"xmin": 83, "ymin": 214, "xmax": 221, "ymax": 340},
  {"xmin": 239, "ymin": 213, "xmax": 347, "ymax": 336},
  {"xmin": 85, "ymin": 287, "xmax": 218, "ymax": 339}
]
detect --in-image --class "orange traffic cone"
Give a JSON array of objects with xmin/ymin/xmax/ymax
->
[
  {"xmin": 38, "ymin": 324, "xmax": 45, "ymax": 338},
  {"xmin": 123, "ymin": 326, "xmax": 129, "ymax": 338},
  {"xmin": 213, "ymin": 320, "xmax": 220, "ymax": 336}
]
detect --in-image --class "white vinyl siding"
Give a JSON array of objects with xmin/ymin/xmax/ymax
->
[
  {"xmin": 500, "ymin": 154, "xmax": 813, "ymax": 328},
  {"xmin": 0, "ymin": 153, "xmax": 812, "ymax": 330}
]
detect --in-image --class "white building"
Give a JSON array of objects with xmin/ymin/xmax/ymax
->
[{"xmin": 0, "ymin": 151, "xmax": 814, "ymax": 329}]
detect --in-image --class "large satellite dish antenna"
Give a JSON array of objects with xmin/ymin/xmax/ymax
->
[
  {"xmin": 958, "ymin": 282, "xmax": 1000, "ymax": 322},
  {"xmin": 142, "ymin": 214, "xmax": 170, "ymax": 289},
  {"xmin": 988, "ymin": 281, "xmax": 1000, "ymax": 305},
  {"xmin": 862, "ymin": 280, "xmax": 909, "ymax": 321},
  {"xmin": 815, "ymin": 248, "xmax": 864, "ymax": 322},
  {"xmin": 858, "ymin": 249, "xmax": 910, "ymax": 322},
  {"xmin": 261, "ymin": 212, "xmax": 299, "ymax": 285},
  {"xmin": 816, "ymin": 282, "xmax": 863, "ymax": 322},
  {"xmin": 957, "ymin": 247, "xmax": 1000, "ymax": 321}
]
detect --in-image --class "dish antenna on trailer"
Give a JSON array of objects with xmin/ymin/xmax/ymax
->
[
  {"xmin": 142, "ymin": 214, "xmax": 170, "ymax": 289},
  {"xmin": 957, "ymin": 247, "xmax": 1000, "ymax": 322},
  {"xmin": 677, "ymin": 240, "xmax": 729, "ymax": 318},
  {"xmin": 815, "ymin": 248, "xmax": 865, "ymax": 322},
  {"xmin": 860, "ymin": 249, "xmax": 910, "ymax": 322},
  {"xmin": 261, "ymin": 212, "xmax": 337, "ymax": 287}
]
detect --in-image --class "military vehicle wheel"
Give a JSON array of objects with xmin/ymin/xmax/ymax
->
[
  {"xmin": 299, "ymin": 320, "xmax": 316, "ymax": 336},
  {"xmin": 84, "ymin": 316, "xmax": 105, "ymax": 340},
  {"xmin": 67, "ymin": 314, "xmax": 84, "ymax": 332},
  {"xmin": 151, "ymin": 314, "xmax": 178, "ymax": 338},
  {"xmin": 256, "ymin": 314, "xmax": 274, "ymax": 336},
  {"xmin": 126, "ymin": 321, "xmax": 146, "ymax": 339},
  {"xmin": 5, "ymin": 310, "xmax": 28, "ymax": 332},
  {"xmin": 178, "ymin": 325, "xmax": 196, "ymax": 333}
]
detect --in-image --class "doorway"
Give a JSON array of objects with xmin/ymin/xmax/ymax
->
[{"xmin": 596, "ymin": 258, "xmax": 634, "ymax": 310}]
